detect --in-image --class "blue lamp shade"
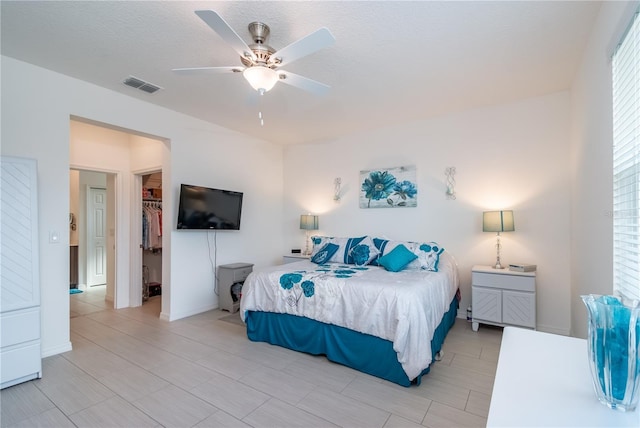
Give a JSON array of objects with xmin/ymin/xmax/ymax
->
[
  {"xmin": 300, "ymin": 214, "xmax": 319, "ymax": 231},
  {"xmin": 483, "ymin": 210, "xmax": 515, "ymax": 233}
]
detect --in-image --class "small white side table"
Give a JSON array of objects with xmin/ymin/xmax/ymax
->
[
  {"xmin": 217, "ymin": 263, "xmax": 253, "ymax": 313},
  {"xmin": 471, "ymin": 265, "xmax": 536, "ymax": 331},
  {"xmin": 282, "ymin": 254, "xmax": 310, "ymax": 264},
  {"xmin": 488, "ymin": 327, "xmax": 640, "ymax": 427}
]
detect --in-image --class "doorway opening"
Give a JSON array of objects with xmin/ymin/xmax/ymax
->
[
  {"xmin": 69, "ymin": 170, "xmax": 116, "ymax": 313},
  {"xmin": 69, "ymin": 117, "xmax": 170, "ymax": 323}
]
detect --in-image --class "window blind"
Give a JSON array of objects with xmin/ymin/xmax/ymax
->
[{"xmin": 612, "ymin": 9, "xmax": 640, "ymax": 301}]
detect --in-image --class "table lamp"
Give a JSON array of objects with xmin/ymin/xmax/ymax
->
[
  {"xmin": 483, "ymin": 210, "xmax": 514, "ymax": 269},
  {"xmin": 300, "ymin": 214, "xmax": 319, "ymax": 255}
]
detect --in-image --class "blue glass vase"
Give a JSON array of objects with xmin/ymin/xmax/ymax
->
[{"xmin": 581, "ymin": 294, "xmax": 640, "ymax": 412}]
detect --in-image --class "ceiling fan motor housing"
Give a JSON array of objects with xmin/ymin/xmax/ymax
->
[
  {"xmin": 241, "ymin": 22, "xmax": 277, "ymax": 67},
  {"xmin": 248, "ymin": 22, "xmax": 269, "ymax": 43}
]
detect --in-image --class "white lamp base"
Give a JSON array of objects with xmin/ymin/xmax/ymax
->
[
  {"xmin": 493, "ymin": 233, "xmax": 505, "ymax": 269},
  {"xmin": 304, "ymin": 231, "xmax": 311, "ymax": 256}
]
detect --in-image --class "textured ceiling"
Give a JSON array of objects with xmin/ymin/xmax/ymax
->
[{"xmin": 0, "ymin": 1, "xmax": 601, "ymax": 145}]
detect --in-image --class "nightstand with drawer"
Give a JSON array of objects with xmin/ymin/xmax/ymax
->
[{"xmin": 471, "ymin": 265, "xmax": 536, "ymax": 332}]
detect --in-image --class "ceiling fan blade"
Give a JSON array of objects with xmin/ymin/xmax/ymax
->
[
  {"xmin": 172, "ymin": 66, "xmax": 243, "ymax": 75},
  {"xmin": 278, "ymin": 71, "xmax": 330, "ymax": 96},
  {"xmin": 195, "ymin": 10, "xmax": 256, "ymax": 62},
  {"xmin": 269, "ymin": 27, "xmax": 335, "ymax": 67}
]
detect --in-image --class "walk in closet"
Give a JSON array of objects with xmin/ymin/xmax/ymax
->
[{"xmin": 142, "ymin": 173, "xmax": 162, "ymax": 302}]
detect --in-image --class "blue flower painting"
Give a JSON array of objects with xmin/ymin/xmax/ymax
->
[
  {"xmin": 361, "ymin": 170, "xmax": 396, "ymax": 206},
  {"xmin": 360, "ymin": 166, "xmax": 417, "ymax": 208}
]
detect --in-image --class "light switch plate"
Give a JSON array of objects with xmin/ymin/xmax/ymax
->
[{"xmin": 49, "ymin": 230, "xmax": 60, "ymax": 244}]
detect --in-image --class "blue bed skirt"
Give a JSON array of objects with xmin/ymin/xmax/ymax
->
[{"xmin": 245, "ymin": 295, "xmax": 459, "ymax": 387}]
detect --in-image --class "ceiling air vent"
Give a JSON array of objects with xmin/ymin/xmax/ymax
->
[{"xmin": 122, "ymin": 75, "xmax": 162, "ymax": 94}]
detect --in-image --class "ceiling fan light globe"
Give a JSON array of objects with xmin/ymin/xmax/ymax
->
[{"xmin": 243, "ymin": 66, "xmax": 278, "ymax": 93}]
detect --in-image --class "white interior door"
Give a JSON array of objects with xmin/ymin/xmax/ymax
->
[{"xmin": 87, "ymin": 187, "xmax": 107, "ymax": 286}]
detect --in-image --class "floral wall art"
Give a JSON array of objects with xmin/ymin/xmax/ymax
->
[{"xmin": 360, "ymin": 165, "xmax": 417, "ymax": 208}]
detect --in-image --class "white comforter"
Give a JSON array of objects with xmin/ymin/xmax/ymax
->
[{"xmin": 239, "ymin": 252, "xmax": 459, "ymax": 380}]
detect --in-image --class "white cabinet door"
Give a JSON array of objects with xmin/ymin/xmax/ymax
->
[
  {"xmin": 1, "ymin": 156, "xmax": 41, "ymax": 389},
  {"xmin": 472, "ymin": 286, "xmax": 502, "ymax": 323},
  {"xmin": 502, "ymin": 290, "xmax": 536, "ymax": 328},
  {"xmin": 1, "ymin": 157, "xmax": 40, "ymax": 312}
]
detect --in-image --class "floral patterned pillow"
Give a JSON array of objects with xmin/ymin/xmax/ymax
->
[
  {"xmin": 346, "ymin": 236, "xmax": 379, "ymax": 266},
  {"xmin": 310, "ymin": 243, "xmax": 340, "ymax": 264},
  {"xmin": 371, "ymin": 238, "xmax": 444, "ymax": 271},
  {"xmin": 311, "ymin": 236, "xmax": 332, "ymax": 256},
  {"xmin": 414, "ymin": 242, "xmax": 445, "ymax": 271},
  {"xmin": 310, "ymin": 236, "xmax": 379, "ymax": 266},
  {"xmin": 371, "ymin": 239, "xmax": 419, "ymax": 267}
]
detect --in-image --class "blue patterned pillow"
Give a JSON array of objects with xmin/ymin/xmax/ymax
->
[
  {"xmin": 377, "ymin": 244, "xmax": 418, "ymax": 272},
  {"xmin": 310, "ymin": 235, "xmax": 330, "ymax": 255},
  {"xmin": 415, "ymin": 242, "xmax": 444, "ymax": 271},
  {"xmin": 311, "ymin": 243, "xmax": 340, "ymax": 264},
  {"xmin": 371, "ymin": 238, "xmax": 445, "ymax": 271},
  {"xmin": 347, "ymin": 236, "xmax": 379, "ymax": 266},
  {"xmin": 370, "ymin": 238, "xmax": 387, "ymax": 266},
  {"xmin": 311, "ymin": 236, "xmax": 379, "ymax": 265},
  {"xmin": 371, "ymin": 238, "xmax": 419, "ymax": 267}
]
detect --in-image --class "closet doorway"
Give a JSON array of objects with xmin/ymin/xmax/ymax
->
[{"xmin": 141, "ymin": 172, "xmax": 163, "ymax": 310}]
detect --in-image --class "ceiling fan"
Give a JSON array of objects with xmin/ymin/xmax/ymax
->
[{"xmin": 173, "ymin": 10, "xmax": 335, "ymax": 96}]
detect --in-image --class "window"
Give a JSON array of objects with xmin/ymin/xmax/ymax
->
[{"xmin": 612, "ymin": 9, "xmax": 639, "ymax": 301}]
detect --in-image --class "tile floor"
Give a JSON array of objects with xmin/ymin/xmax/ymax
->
[{"xmin": 1, "ymin": 286, "xmax": 503, "ymax": 427}]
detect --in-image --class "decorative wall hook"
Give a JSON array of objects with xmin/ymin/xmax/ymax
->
[
  {"xmin": 334, "ymin": 177, "xmax": 342, "ymax": 202},
  {"xmin": 445, "ymin": 167, "xmax": 456, "ymax": 200}
]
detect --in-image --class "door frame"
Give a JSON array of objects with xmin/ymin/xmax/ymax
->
[{"xmin": 70, "ymin": 166, "xmax": 122, "ymax": 308}]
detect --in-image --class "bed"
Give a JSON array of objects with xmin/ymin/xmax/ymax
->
[{"xmin": 239, "ymin": 236, "xmax": 460, "ymax": 387}]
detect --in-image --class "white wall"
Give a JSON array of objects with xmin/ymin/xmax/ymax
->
[
  {"xmin": 284, "ymin": 92, "xmax": 572, "ymax": 334},
  {"xmin": 1, "ymin": 56, "xmax": 283, "ymax": 356},
  {"xmin": 570, "ymin": 1, "xmax": 639, "ymax": 338}
]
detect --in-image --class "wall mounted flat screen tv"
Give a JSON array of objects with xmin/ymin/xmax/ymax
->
[{"xmin": 177, "ymin": 184, "xmax": 243, "ymax": 230}]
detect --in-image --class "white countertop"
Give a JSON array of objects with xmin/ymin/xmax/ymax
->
[{"xmin": 488, "ymin": 327, "xmax": 640, "ymax": 427}]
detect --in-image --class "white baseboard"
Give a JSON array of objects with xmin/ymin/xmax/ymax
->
[
  {"xmin": 41, "ymin": 341, "xmax": 72, "ymax": 358},
  {"xmin": 164, "ymin": 303, "xmax": 217, "ymax": 322}
]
